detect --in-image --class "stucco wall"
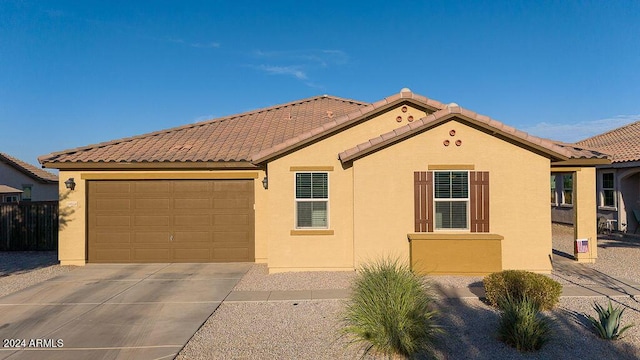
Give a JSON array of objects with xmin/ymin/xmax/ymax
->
[
  {"xmin": 351, "ymin": 119, "xmax": 553, "ymax": 272},
  {"xmin": 265, "ymin": 105, "xmax": 429, "ymax": 272}
]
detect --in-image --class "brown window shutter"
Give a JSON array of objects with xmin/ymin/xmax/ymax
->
[
  {"xmin": 414, "ymin": 171, "xmax": 433, "ymax": 232},
  {"xmin": 470, "ymin": 171, "xmax": 490, "ymax": 232}
]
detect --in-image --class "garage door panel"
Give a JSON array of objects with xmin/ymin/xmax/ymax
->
[
  {"xmin": 134, "ymin": 232, "xmax": 170, "ymax": 243},
  {"xmin": 213, "ymin": 248, "xmax": 249, "ymax": 261},
  {"xmin": 134, "ymin": 215, "xmax": 170, "ymax": 226},
  {"xmin": 214, "ymin": 198, "xmax": 252, "ymax": 209},
  {"xmin": 94, "ymin": 232, "xmax": 131, "ymax": 244},
  {"xmin": 133, "ymin": 248, "xmax": 170, "ymax": 262},
  {"xmin": 135, "ymin": 198, "xmax": 170, "ymax": 210},
  {"xmin": 214, "ymin": 214, "xmax": 249, "ymax": 226},
  {"xmin": 94, "ymin": 182, "xmax": 131, "ymax": 194},
  {"xmin": 174, "ymin": 198, "xmax": 211, "ymax": 209},
  {"xmin": 94, "ymin": 249, "xmax": 132, "ymax": 262},
  {"xmin": 174, "ymin": 214, "xmax": 211, "ymax": 226},
  {"xmin": 214, "ymin": 181, "xmax": 252, "ymax": 192},
  {"xmin": 134, "ymin": 181, "xmax": 170, "ymax": 193},
  {"xmin": 88, "ymin": 179, "xmax": 254, "ymax": 263},
  {"xmin": 96, "ymin": 199, "xmax": 131, "ymax": 211},
  {"xmin": 173, "ymin": 248, "xmax": 213, "ymax": 261},
  {"xmin": 173, "ymin": 231, "xmax": 211, "ymax": 243},
  {"xmin": 97, "ymin": 215, "xmax": 131, "ymax": 227},
  {"xmin": 173, "ymin": 181, "xmax": 211, "ymax": 193}
]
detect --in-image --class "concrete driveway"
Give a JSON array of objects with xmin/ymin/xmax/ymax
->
[{"xmin": 0, "ymin": 263, "xmax": 251, "ymax": 360}]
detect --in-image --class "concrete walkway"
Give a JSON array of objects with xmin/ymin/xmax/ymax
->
[
  {"xmin": 0, "ymin": 263, "xmax": 251, "ymax": 360},
  {"xmin": 224, "ymin": 254, "xmax": 640, "ymax": 302}
]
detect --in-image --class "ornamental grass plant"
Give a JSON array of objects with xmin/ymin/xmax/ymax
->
[
  {"xmin": 341, "ymin": 257, "xmax": 442, "ymax": 359},
  {"xmin": 496, "ymin": 295, "xmax": 553, "ymax": 352}
]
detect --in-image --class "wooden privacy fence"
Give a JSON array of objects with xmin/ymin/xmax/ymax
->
[{"xmin": 0, "ymin": 201, "xmax": 58, "ymax": 251}]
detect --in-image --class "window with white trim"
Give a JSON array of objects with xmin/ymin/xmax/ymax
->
[
  {"xmin": 562, "ymin": 174, "xmax": 573, "ymax": 205},
  {"xmin": 295, "ymin": 172, "xmax": 328, "ymax": 228},
  {"xmin": 601, "ymin": 172, "xmax": 615, "ymax": 208},
  {"xmin": 434, "ymin": 171, "xmax": 469, "ymax": 230}
]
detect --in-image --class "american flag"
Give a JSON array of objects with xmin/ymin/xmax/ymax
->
[{"xmin": 576, "ymin": 239, "xmax": 589, "ymax": 253}]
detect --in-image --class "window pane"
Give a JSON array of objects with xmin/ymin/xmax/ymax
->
[
  {"xmin": 296, "ymin": 173, "xmax": 312, "ymax": 198},
  {"xmin": 603, "ymin": 189, "xmax": 614, "ymax": 207},
  {"xmin": 435, "ymin": 201, "xmax": 467, "ymax": 229},
  {"xmin": 297, "ymin": 201, "xmax": 327, "ymax": 228},
  {"xmin": 311, "ymin": 173, "xmax": 328, "ymax": 199},
  {"xmin": 603, "ymin": 173, "xmax": 614, "ymax": 189},
  {"xmin": 563, "ymin": 174, "xmax": 573, "ymax": 190},
  {"xmin": 434, "ymin": 172, "xmax": 451, "ymax": 198},
  {"xmin": 451, "ymin": 172, "xmax": 468, "ymax": 198},
  {"xmin": 564, "ymin": 190, "xmax": 572, "ymax": 205}
]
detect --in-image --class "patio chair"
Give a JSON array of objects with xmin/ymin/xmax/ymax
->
[{"xmin": 634, "ymin": 209, "xmax": 640, "ymax": 234}]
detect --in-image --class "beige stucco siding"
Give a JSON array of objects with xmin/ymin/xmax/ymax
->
[
  {"xmin": 351, "ymin": 119, "xmax": 553, "ymax": 272},
  {"xmin": 265, "ymin": 105, "xmax": 429, "ymax": 272},
  {"xmin": 56, "ymin": 169, "xmax": 264, "ymax": 265}
]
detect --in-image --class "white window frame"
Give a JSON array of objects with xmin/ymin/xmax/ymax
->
[
  {"xmin": 561, "ymin": 173, "xmax": 573, "ymax": 206},
  {"xmin": 294, "ymin": 172, "xmax": 329, "ymax": 229},
  {"xmin": 433, "ymin": 170, "xmax": 469, "ymax": 231},
  {"xmin": 550, "ymin": 174, "xmax": 557, "ymax": 205},
  {"xmin": 3, "ymin": 195, "xmax": 19, "ymax": 203},
  {"xmin": 599, "ymin": 171, "xmax": 616, "ymax": 209}
]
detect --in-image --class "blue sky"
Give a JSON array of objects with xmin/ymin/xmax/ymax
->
[{"xmin": 2, "ymin": 0, "xmax": 639, "ymax": 169}]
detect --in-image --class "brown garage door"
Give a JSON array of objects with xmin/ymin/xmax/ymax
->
[{"xmin": 88, "ymin": 180, "xmax": 254, "ymax": 263}]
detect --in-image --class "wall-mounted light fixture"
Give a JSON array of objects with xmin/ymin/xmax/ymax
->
[
  {"xmin": 261, "ymin": 176, "xmax": 268, "ymax": 189},
  {"xmin": 64, "ymin": 178, "xmax": 76, "ymax": 191}
]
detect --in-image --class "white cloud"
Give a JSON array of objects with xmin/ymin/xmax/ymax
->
[
  {"xmin": 524, "ymin": 115, "xmax": 640, "ymax": 143},
  {"xmin": 190, "ymin": 42, "xmax": 220, "ymax": 49},
  {"xmin": 256, "ymin": 65, "xmax": 307, "ymax": 80}
]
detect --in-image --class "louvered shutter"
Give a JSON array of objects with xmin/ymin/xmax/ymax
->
[
  {"xmin": 470, "ymin": 171, "xmax": 489, "ymax": 232},
  {"xmin": 414, "ymin": 171, "xmax": 433, "ymax": 232}
]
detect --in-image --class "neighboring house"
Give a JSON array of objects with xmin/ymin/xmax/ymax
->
[
  {"xmin": 39, "ymin": 89, "xmax": 608, "ymax": 274},
  {"xmin": 573, "ymin": 121, "xmax": 640, "ymax": 233},
  {"xmin": 0, "ymin": 153, "xmax": 58, "ymax": 202}
]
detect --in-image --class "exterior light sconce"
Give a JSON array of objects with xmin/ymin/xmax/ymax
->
[
  {"xmin": 261, "ymin": 176, "xmax": 268, "ymax": 189},
  {"xmin": 64, "ymin": 178, "xmax": 76, "ymax": 191}
]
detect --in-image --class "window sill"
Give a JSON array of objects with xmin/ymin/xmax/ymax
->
[
  {"xmin": 290, "ymin": 229, "xmax": 334, "ymax": 236},
  {"xmin": 598, "ymin": 206, "xmax": 617, "ymax": 211},
  {"xmin": 559, "ymin": 204, "xmax": 574, "ymax": 208}
]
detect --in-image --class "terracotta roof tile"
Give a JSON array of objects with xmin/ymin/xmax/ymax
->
[
  {"xmin": 575, "ymin": 121, "xmax": 640, "ymax": 163},
  {"xmin": 0, "ymin": 153, "xmax": 58, "ymax": 183},
  {"xmin": 39, "ymin": 95, "xmax": 369, "ymax": 166}
]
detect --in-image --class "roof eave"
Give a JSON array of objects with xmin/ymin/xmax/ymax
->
[{"xmin": 42, "ymin": 161, "xmax": 259, "ymax": 171}]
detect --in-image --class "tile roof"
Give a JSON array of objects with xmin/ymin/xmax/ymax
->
[
  {"xmin": 39, "ymin": 90, "xmax": 610, "ymax": 169},
  {"xmin": 338, "ymin": 104, "xmax": 611, "ymax": 163},
  {"xmin": 39, "ymin": 95, "xmax": 368, "ymax": 167},
  {"xmin": 575, "ymin": 121, "xmax": 640, "ymax": 163},
  {"xmin": 0, "ymin": 185, "xmax": 23, "ymax": 194},
  {"xmin": 0, "ymin": 153, "xmax": 58, "ymax": 183}
]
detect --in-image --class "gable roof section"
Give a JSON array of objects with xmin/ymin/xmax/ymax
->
[
  {"xmin": 338, "ymin": 105, "xmax": 611, "ymax": 164},
  {"xmin": 0, "ymin": 153, "xmax": 58, "ymax": 183},
  {"xmin": 575, "ymin": 121, "xmax": 640, "ymax": 163},
  {"xmin": 251, "ymin": 89, "xmax": 446, "ymax": 163},
  {"xmin": 39, "ymin": 95, "xmax": 369, "ymax": 168}
]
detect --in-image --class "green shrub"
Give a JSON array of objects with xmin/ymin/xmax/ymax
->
[
  {"xmin": 497, "ymin": 295, "xmax": 553, "ymax": 352},
  {"xmin": 483, "ymin": 270, "xmax": 562, "ymax": 311},
  {"xmin": 587, "ymin": 299, "xmax": 635, "ymax": 340},
  {"xmin": 341, "ymin": 257, "xmax": 442, "ymax": 359}
]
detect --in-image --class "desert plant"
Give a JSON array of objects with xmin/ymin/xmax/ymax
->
[
  {"xmin": 341, "ymin": 257, "xmax": 442, "ymax": 359},
  {"xmin": 497, "ymin": 295, "xmax": 553, "ymax": 352},
  {"xmin": 484, "ymin": 270, "xmax": 562, "ymax": 311},
  {"xmin": 587, "ymin": 299, "xmax": 635, "ymax": 340}
]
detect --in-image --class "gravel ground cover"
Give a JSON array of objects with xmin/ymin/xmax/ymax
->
[
  {"xmin": 179, "ymin": 225, "xmax": 640, "ymax": 359},
  {"xmin": 0, "ymin": 251, "xmax": 76, "ymax": 297}
]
